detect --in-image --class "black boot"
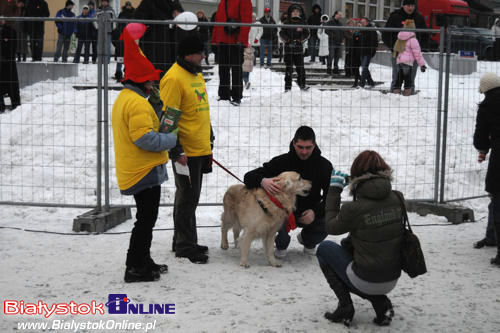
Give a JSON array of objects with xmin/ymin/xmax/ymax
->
[
  {"xmin": 326, "ymin": 68, "xmax": 332, "ymax": 75},
  {"xmin": 319, "ymin": 262, "xmax": 355, "ymax": 327},
  {"xmin": 352, "ymin": 76, "xmax": 359, "ymax": 88},
  {"xmin": 366, "ymin": 295, "xmax": 394, "ymax": 326},
  {"xmin": 493, "ymin": 219, "xmax": 500, "ymax": 266},
  {"xmin": 367, "ymin": 76, "xmax": 375, "ymax": 87}
]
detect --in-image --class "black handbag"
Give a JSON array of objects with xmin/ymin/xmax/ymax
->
[
  {"xmin": 394, "ymin": 191, "xmax": 427, "ymax": 278},
  {"xmin": 224, "ymin": 0, "xmax": 240, "ymax": 36}
]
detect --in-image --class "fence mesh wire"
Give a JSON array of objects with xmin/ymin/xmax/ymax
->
[{"xmin": 0, "ymin": 17, "xmax": 491, "ymax": 209}]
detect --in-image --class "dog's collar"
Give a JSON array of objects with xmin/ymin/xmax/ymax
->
[{"xmin": 265, "ymin": 191, "xmax": 297, "ymax": 232}]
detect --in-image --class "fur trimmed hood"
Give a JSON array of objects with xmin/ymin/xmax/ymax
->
[{"xmin": 349, "ymin": 169, "xmax": 393, "ymax": 197}]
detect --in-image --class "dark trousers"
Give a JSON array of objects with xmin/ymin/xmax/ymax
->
[
  {"xmin": 284, "ymin": 46, "xmax": 306, "ymax": 90},
  {"xmin": 360, "ymin": 55, "xmax": 374, "ymax": 86},
  {"xmin": 28, "ymin": 30, "xmax": 44, "ymax": 61},
  {"xmin": 275, "ymin": 217, "xmax": 327, "ymax": 250},
  {"xmin": 0, "ymin": 62, "xmax": 21, "ymax": 106},
  {"xmin": 308, "ymin": 34, "xmax": 319, "ymax": 61},
  {"xmin": 54, "ymin": 33, "xmax": 72, "ymax": 62},
  {"xmin": 172, "ymin": 156, "xmax": 204, "ymax": 256},
  {"xmin": 487, "ymin": 194, "xmax": 500, "ymax": 246},
  {"xmin": 90, "ymin": 39, "xmax": 97, "ymax": 63},
  {"xmin": 396, "ymin": 63, "xmax": 412, "ymax": 90},
  {"xmin": 327, "ymin": 43, "xmax": 341, "ymax": 70},
  {"xmin": 73, "ymin": 40, "xmax": 91, "ymax": 63},
  {"xmin": 217, "ymin": 43, "xmax": 243, "ymax": 101},
  {"xmin": 126, "ymin": 186, "xmax": 161, "ymax": 269}
]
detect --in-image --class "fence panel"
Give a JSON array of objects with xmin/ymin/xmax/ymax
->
[
  {"xmin": 0, "ymin": 17, "xmax": 463, "ymax": 210},
  {"xmin": 0, "ymin": 17, "xmax": 99, "ymax": 207},
  {"xmin": 440, "ymin": 29, "xmax": 494, "ymax": 202}
]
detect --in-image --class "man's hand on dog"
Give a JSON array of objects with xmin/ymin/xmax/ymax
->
[
  {"xmin": 298, "ymin": 209, "xmax": 315, "ymax": 225},
  {"xmin": 261, "ymin": 177, "xmax": 282, "ymax": 195}
]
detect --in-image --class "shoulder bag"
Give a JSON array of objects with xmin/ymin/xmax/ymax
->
[{"xmin": 394, "ymin": 191, "xmax": 428, "ymax": 278}]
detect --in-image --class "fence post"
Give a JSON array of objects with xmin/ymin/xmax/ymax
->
[
  {"xmin": 96, "ymin": 13, "xmax": 104, "ymax": 211},
  {"xmin": 434, "ymin": 27, "xmax": 445, "ymax": 203},
  {"xmin": 103, "ymin": 15, "xmax": 110, "ymax": 212},
  {"xmin": 439, "ymin": 29, "xmax": 452, "ymax": 204}
]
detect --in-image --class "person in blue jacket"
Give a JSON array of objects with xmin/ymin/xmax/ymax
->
[
  {"xmin": 73, "ymin": 5, "xmax": 93, "ymax": 64},
  {"xmin": 54, "ymin": 1, "xmax": 76, "ymax": 63}
]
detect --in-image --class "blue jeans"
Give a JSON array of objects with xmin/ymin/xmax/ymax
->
[
  {"xmin": 317, "ymin": 240, "xmax": 358, "ymax": 291},
  {"xmin": 308, "ymin": 34, "xmax": 319, "ymax": 62},
  {"xmin": 260, "ymin": 39, "xmax": 273, "ymax": 66},
  {"xmin": 242, "ymin": 71, "xmax": 249, "ymax": 84},
  {"xmin": 54, "ymin": 33, "xmax": 72, "ymax": 62},
  {"xmin": 360, "ymin": 55, "xmax": 372, "ymax": 86},
  {"xmin": 486, "ymin": 194, "xmax": 500, "ymax": 243}
]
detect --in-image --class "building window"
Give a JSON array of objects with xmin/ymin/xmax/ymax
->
[{"xmin": 345, "ymin": 2, "xmax": 353, "ymax": 19}]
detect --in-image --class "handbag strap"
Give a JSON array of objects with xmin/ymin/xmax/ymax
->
[{"xmin": 393, "ymin": 190, "xmax": 413, "ymax": 233}]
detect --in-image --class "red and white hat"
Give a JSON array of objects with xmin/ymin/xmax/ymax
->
[{"xmin": 120, "ymin": 23, "xmax": 162, "ymax": 83}]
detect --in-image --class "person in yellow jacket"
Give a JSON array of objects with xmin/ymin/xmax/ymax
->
[
  {"xmin": 112, "ymin": 23, "xmax": 177, "ymax": 283},
  {"xmin": 160, "ymin": 34, "xmax": 213, "ymax": 264}
]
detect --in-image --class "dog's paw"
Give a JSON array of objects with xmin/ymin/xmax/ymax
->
[
  {"xmin": 221, "ymin": 243, "xmax": 229, "ymax": 250},
  {"xmin": 240, "ymin": 262, "xmax": 250, "ymax": 268}
]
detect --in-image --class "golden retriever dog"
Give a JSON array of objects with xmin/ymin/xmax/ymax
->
[{"xmin": 221, "ymin": 171, "xmax": 311, "ymax": 267}]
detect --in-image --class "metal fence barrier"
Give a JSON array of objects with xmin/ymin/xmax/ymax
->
[{"xmin": 0, "ymin": 16, "xmax": 491, "ymax": 213}]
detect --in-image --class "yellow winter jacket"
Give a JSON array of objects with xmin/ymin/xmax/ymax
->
[
  {"xmin": 160, "ymin": 62, "xmax": 212, "ymax": 157},
  {"xmin": 112, "ymin": 88, "xmax": 168, "ymax": 190}
]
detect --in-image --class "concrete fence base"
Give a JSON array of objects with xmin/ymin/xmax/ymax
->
[{"xmin": 17, "ymin": 62, "xmax": 78, "ymax": 88}]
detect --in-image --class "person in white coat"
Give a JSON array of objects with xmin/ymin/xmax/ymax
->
[
  {"xmin": 248, "ymin": 12, "xmax": 263, "ymax": 65},
  {"xmin": 317, "ymin": 14, "xmax": 329, "ymax": 65},
  {"xmin": 492, "ymin": 18, "xmax": 500, "ymax": 61},
  {"xmin": 243, "ymin": 13, "xmax": 262, "ymax": 88}
]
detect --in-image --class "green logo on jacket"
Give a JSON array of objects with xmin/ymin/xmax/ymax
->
[{"xmin": 195, "ymin": 89, "xmax": 207, "ymax": 102}]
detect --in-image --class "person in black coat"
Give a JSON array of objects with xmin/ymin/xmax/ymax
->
[
  {"xmin": 344, "ymin": 19, "xmax": 360, "ymax": 80},
  {"xmin": 358, "ymin": 17, "xmax": 378, "ymax": 88},
  {"xmin": 382, "ymin": 0, "xmax": 427, "ymax": 94},
  {"xmin": 0, "ymin": 20, "xmax": 21, "ymax": 113},
  {"xmin": 134, "ymin": 0, "xmax": 183, "ymax": 74},
  {"xmin": 473, "ymin": 73, "xmax": 500, "ymax": 266},
  {"xmin": 113, "ymin": 1, "xmax": 135, "ymax": 80},
  {"xmin": 244, "ymin": 126, "xmax": 333, "ymax": 257},
  {"xmin": 196, "ymin": 10, "xmax": 210, "ymax": 65},
  {"xmin": 24, "ymin": 0, "xmax": 50, "ymax": 61},
  {"xmin": 325, "ymin": 10, "xmax": 343, "ymax": 75},
  {"xmin": 307, "ymin": 4, "xmax": 321, "ymax": 62},
  {"xmin": 279, "ymin": 4, "xmax": 310, "ymax": 91},
  {"xmin": 259, "ymin": 7, "xmax": 277, "ymax": 67}
]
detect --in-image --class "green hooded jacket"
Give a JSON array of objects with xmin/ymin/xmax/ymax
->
[{"xmin": 325, "ymin": 170, "xmax": 404, "ymax": 282}]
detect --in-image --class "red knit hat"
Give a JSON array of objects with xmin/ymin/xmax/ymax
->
[{"xmin": 121, "ymin": 23, "xmax": 162, "ymax": 83}]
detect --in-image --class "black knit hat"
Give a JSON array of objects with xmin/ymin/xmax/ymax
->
[
  {"xmin": 402, "ymin": 0, "xmax": 415, "ymax": 5},
  {"xmin": 178, "ymin": 34, "xmax": 205, "ymax": 57},
  {"xmin": 65, "ymin": 0, "xmax": 74, "ymax": 7}
]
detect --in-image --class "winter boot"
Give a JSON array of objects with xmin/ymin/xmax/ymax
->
[
  {"xmin": 352, "ymin": 77, "xmax": 359, "ymax": 88},
  {"xmin": 114, "ymin": 71, "xmax": 123, "ymax": 82},
  {"xmin": 392, "ymin": 88, "xmax": 401, "ymax": 94},
  {"xmin": 366, "ymin": 295, "xmax": 394, "ymax": 326},
  {"xmin": 367, "ymin": 76, "xmax": 375, "ymax": 87},
  {"xmin": 326, "ymin": 68, "xmax": 332, "ymax": 75},
  {"xmin": 124, "ymin": 265, "xmax": 160, "ymax": 283},
  {"xmin": 474, "ymin": 238, "xmax": 496, "ymax": 249},
  {"xmin": 492, "ymin": 220, "xmax": 500, "ymax": 266},
  {"xmin": 403, "ymin": 88, "xmax": 412, "ymax": 96},
  {"xmin": 319, "ymin": 262, "xmax": 355, "ymax": 327}
]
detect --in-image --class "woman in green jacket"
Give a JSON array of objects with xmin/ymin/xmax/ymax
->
[{"xmin": 317, "ymin": 150, "xmax": 405, "ymax": 327}]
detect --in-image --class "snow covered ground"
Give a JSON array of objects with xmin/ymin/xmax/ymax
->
[{"xmin": 0, "ymin": 57, "xmax": 499, "ymax": 332}]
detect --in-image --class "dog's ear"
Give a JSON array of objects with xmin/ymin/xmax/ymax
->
[{"xmin": 281, "ymin": 177, "xmax": 292, "ymax": 190}]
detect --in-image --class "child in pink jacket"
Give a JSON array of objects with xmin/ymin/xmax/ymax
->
[{"xmin": 393, "ymin": 19, "xmax": 427, "ymax": 96}]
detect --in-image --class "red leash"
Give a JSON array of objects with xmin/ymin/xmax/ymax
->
[{"xmin": 212, "ymin": 157, "xmax": 244, "ymax": 183}]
